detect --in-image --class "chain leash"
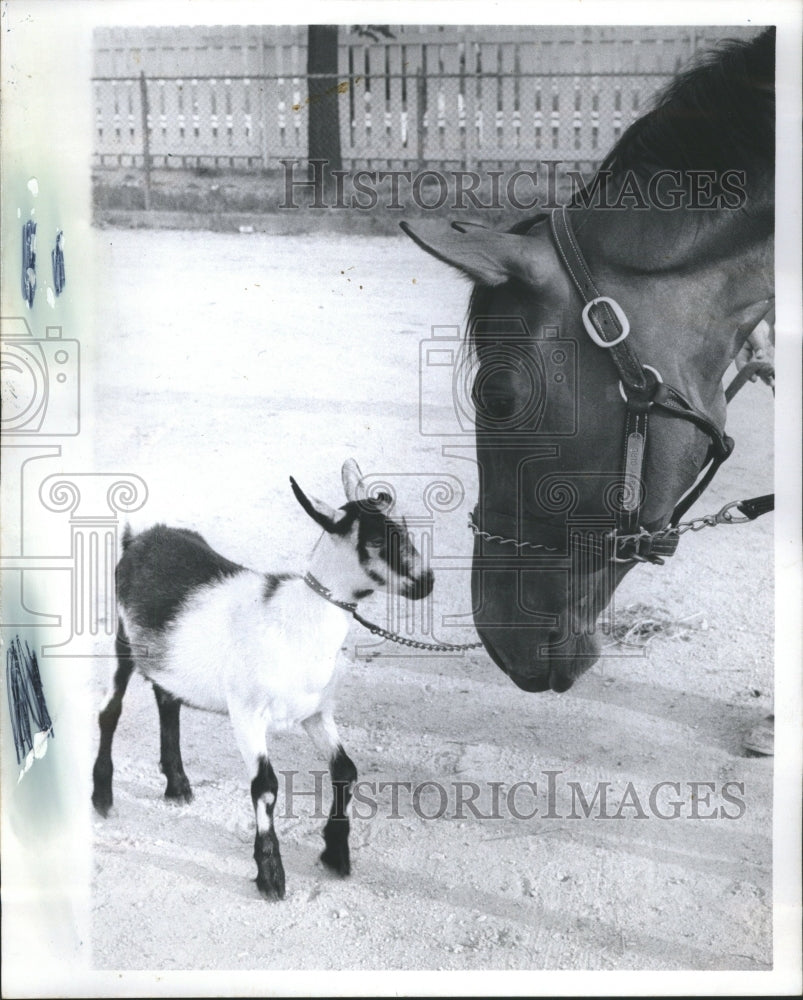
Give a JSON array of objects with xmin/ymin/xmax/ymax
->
[
  {"xmin": 303, "ymin": 573, "xmax": 485, "ymax": 653},
  {"xmin": 467, "ymin": 497, "xmax": 768, "ymax": 556},
  {"xmin": 302, "ymin": 488, "xmax": 768, "ymax": 653}
]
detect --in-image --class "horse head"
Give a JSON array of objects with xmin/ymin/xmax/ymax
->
[{"xmin": 403, "ymin": 30, "xmax": 774, "ymax": 693}]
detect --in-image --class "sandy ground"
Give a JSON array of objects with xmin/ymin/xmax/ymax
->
[{"xmin": 89, "ymin": 227, "xmax": 773, "ymax": 972}]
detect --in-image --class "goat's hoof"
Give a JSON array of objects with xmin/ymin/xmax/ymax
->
[
  {"xmin": 256, "ymin": 874, "xmax": 286, "ymax": 901},
  {"xmin": 320, "ymin": 844, "xmax": 351, "ymax": 877},
  {"xmin": 92, "ymin": 792, "xmax": 112, "ymax": 818}
]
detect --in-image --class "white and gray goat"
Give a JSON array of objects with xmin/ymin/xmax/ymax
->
[{"xmin": 92, "ymin": 459, "xmax": 433, "ymax": 899}]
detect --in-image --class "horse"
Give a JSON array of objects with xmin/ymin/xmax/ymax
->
[{"xmin": 403, "ymin": 28, "xmax": 774, "ymax": 695}]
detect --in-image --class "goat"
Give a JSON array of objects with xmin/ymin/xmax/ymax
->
[{"xmin": 91, "ymin": 458, "xmax": 434, "ymax": 899}]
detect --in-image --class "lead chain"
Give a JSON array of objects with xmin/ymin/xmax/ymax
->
[
  {"xmin": 469, "ymin": 503, "xmax": 751, "ymax": 553},
  {"xmin": 351, "ymin": 611, "xmax": 485, "ymax": 652}
]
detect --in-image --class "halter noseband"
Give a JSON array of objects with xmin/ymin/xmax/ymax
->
[{"xmin": 471, "ymin": 206, "xmax": 771, "ymax": 566}]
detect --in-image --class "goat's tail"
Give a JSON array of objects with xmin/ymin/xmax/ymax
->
[{"xmin": 121, "ymin": 522, "xmax": 134, "ymax": 552}]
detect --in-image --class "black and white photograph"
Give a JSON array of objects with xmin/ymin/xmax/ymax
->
[{"xmin": 1, "ymin": 1, "xmax": 801, "ymax": 995}]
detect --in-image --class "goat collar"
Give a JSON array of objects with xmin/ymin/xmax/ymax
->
[{"xmin": 303, "ymin": 572, "xmax": 358, "ymax": 612}]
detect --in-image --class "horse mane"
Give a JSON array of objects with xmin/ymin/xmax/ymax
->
[
  {"xmin": 581, "ymin": 27, "xmax": 775, "ymax": 193},
  {"xmin": 466, "ymin": 29, "xmax": 775, "ymax": 351}
]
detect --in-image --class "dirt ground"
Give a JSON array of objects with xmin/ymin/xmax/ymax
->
[{"xmin": 89, "ymin": 226, "xmax": 773, "ymax": 972}]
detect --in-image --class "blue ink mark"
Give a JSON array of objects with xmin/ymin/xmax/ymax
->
[
  {"xmin": 52, "ymin": 230, "xmax": 66, "ymax": 296},
  {"xmin": 6, "ymin": 636, "xmax": 53, "ymax": 769},
  {"xmin": 21, "ymin": 221, "xmax": 37, "ymax": 307}
]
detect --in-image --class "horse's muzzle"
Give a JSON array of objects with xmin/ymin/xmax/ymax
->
[
  {"xmin": 475, "ymin": 624, "xmax": 602, "ymax": 693},
  {"xmin": 471, "ymin": 541, "xmax": 611, "ymax": 691}
]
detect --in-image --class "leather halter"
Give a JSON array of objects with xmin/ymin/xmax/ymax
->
[
  {"xmin": 473, "ymin": 206, "xmax": 770, "ymax": 566},
  {"xmin": 550, "ymin": 205, "xmax": 737, "ymax": 562}
]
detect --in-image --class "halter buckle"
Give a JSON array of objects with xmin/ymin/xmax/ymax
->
[{"xmin": 582, "ymin": 296, "xmax": 631, "ymax": 348}]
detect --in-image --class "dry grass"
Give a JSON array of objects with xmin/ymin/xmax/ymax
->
[{"xmin": 601, "ymin": 602, "xmax": 708, "ymax": 649}]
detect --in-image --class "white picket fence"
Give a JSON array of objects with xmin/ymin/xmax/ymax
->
[{"xmin": 92, "ymin": 25, "xmax": 762, "ymax": 171}]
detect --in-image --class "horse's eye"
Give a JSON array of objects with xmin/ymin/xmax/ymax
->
[{"xmin": 472, "ymin": 371, "xmax": 518, "ymax": 420}]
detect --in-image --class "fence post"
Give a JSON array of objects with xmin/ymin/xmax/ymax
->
[
  {"xmin": 416, "ymin": 68, "xmax": 425, "ymax": 165},
  {"xmin": 259, "ymin": 27, "xmax": 269, "ymax": 170},
  {"xmin": 139, "ymin": 71, "xmax": 152, "ymax": 210}
]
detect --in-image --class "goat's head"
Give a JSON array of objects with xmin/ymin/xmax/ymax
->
[{"xmin": 290, "ymin": 458, "xmax": 434, "ymax": 602}]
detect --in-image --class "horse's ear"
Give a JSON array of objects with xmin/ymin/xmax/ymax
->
[{"xmin": 400, "ymin": 221, "xmax": 559, "ymax": 288}]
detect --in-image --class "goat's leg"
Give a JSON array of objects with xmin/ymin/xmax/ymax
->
[
  {"xmin": 92, "ymin": 621, "xmax": 135, "ymax": 816},
  {"xmin": 303, "ymin": 712, "xmax": 357, "ymax": 876},
  {"xmin": 153, "ymin": 684, "xmax": 193, "ymax": 803},
  {"xmin": 229, "ymin": 700, "xmax": 285, "ymax": 900}
]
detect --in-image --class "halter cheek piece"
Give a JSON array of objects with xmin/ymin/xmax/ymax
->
[{"xmin": 471, "ymin": 206, "xmax": 774, "ymax": 566}]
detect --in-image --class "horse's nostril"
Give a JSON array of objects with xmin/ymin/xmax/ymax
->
[{"xmin": 548, "ymin": 665, "xmax": 576, "ymax": 693}]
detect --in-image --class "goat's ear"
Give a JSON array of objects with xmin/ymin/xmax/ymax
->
[
  {"xmin": 290, "ymin": 477, "xmax": 347, "ymax": 533},
  {"xmin": 341, "ymin": 458, "xmax": 364, "ymax": 502},
  {"xmin": 400, "ymin": 220, "xmax": 561, "ymax": 289}
]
